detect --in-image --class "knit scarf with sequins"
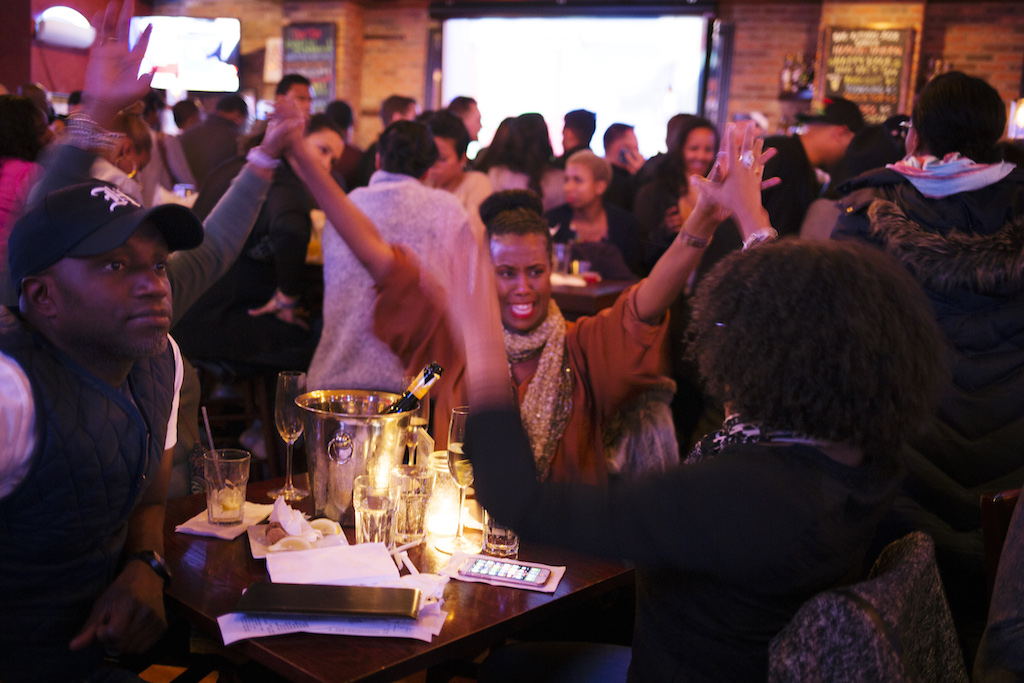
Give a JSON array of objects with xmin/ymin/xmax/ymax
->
[{"xmin": 503, "ymin": 300, "xmax": 574, "ymax": 480}]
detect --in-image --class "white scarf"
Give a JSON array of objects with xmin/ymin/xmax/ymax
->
[{"xmin": 887, "ymin": 153, "xmax": 1015, "ymax": 199}]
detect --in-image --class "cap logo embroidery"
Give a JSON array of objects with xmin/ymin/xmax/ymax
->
[{"xmin": 90, "ymin": 185, "xmax": 140, "ymax": 212}]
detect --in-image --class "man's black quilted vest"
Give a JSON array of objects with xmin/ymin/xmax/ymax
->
[{"xmin": 0, "ymin": 312, "xmax": 175, "ymax": 683}]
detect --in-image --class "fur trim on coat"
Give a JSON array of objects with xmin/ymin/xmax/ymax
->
[
  {"xmin": 603, "ymin": 386, "xmax": 679, "ymax": 480},
  {"xmin": 867, "ymin": 200, "xmax": 1024, "ymax": 295}
]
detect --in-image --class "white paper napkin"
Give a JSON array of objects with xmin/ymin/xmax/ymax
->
[
  {"xmin": 175, "ymin": 503, "xmax": 274, "ymax": 540},
  {"xmin": 269, "ymin": 497, "xmax": 320, "ymax": 543},
  {"xmin": 267, "ymin": 542, "xmax": 401, "ymax": 586},
  {"xmin": 440, "ymin": 552, "xmax": 565, "ymax": 593}
]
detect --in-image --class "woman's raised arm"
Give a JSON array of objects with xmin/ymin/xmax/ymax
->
[{"xmin": 633, "ymin": 123, "xmax": 778, "ymax": 323}]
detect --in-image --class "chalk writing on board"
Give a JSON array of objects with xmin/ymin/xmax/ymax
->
[
  {"xmin": 283, "ymin": 23, "xmax": 335, "ymax": 108},
  {"xmin": 823, "ymin": 27, "xmax": 914, "ymax": 123}
]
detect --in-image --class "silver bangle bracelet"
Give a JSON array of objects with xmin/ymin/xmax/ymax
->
[
  {"xmin": 64, "ymin": 114, "xmax": 124, "ymax": 153},
  {"xmin": 246, "ymin": 146, "xmax": 281, "ymax": 170},
  {"xmin": 742, "ymin": 227, "xmax": 779, "ymax": 251}
]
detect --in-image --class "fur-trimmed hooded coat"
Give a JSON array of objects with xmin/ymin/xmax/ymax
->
[{"xmin": 832, "ymin": 167, "xmax": 1024, "ymax": 567}]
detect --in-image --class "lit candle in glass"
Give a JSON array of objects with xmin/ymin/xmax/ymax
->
[{"xmin": 426, "ymin": 450, "xmax": 459, "ymax": 536}]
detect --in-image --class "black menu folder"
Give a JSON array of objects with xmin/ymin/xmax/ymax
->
[{"xmin": 235, "ymin": 582, "xmax": 422, "ymax": 620}]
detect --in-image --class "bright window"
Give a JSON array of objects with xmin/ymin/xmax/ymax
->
[{"xmin": 441, "ymin": 16, "xmax": 708, "ymax": 159}]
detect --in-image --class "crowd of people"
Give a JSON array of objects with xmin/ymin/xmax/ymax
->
[{"xmin": 2, "ymin": 1, "xmax": 1024, "ymax": 681}]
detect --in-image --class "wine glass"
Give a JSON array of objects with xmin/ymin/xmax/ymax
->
[
  {"xmin": 436, "ymin": 406, "xmax": 481, "ymax": 554},
  {"xmin": 269, "ymin": 371, "xmax": 309, "ymax": 501}
]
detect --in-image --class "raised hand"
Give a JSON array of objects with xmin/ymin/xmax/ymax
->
[
  {"xmin": 691, "ymin": 122, "xmax": 778, "ymax": 238},
  {"xmin": 83, "ymin": 0, "xmax": 153, "ymax": 128},
  {"xmin": 261, "ymin": 97, "xmax": 307, "ymax": 160}
]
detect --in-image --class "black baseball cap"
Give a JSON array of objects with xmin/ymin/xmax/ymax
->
[
  {"xmin": 8, "ymin": 181, "xmax": 204, "ymax": 294},
  {"xmin": 797, "ymin": 97, "xmax": 865, "ymax": 133}
]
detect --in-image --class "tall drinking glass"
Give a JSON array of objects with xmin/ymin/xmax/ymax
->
[
  {"xmin": 436, "ymin": 406, "xmax": 480, "ymax": 554},
  {"xmin": 269, "ymin": 371, "xmax": 308, "ymax": 501}
]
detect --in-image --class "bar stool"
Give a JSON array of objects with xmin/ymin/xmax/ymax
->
[{"xmin": 190, "ymin": 359, "xmax": 282, "ymax": 481}]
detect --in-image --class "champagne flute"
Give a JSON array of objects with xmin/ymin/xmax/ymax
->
[
  {"xmin": 436, "ymin": 406, "xmax": 481, "ymax": 554},
  {"xmin": 269, "ymin": 371, "xmax": 309, "ymax": 501}
]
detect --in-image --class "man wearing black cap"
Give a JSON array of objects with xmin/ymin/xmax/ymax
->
[
  {"xmin": 760, "ymin": 97, "xmax": 864, "ymax": 237},
  {"xmin": 0, "ymin": 180, "xmax": 204, "ymax": 682}
]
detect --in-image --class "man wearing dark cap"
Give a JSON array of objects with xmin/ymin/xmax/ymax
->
[
  {"xmin": 0, "ymin": 180, "xmax": 204, "ymax": 682},
  {"xmin": 761, "ymin": 96, "xmax": 864, "ymax": 237}
]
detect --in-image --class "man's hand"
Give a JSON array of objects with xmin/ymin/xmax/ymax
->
[
  {"xmin": 69, "ymin": 560, "xmax": 167, "ymax": 654},
  {"xmin": 662, "ymin": 205, "xmax": 683, "ymax": 234},
  {"xmin": 261, "ymin": 97, "xmax": 308, "ymax": 160},
  {"xmin": 248, "ymin": 290, "xmax": 310, "ymax": 329},
  {"xmin": 622, "ymin": 146, "xmax": 645, "ymax": 175},
  {"xmin": 83, "ymin": 1, "xmax": 154, "ymax": 128}
]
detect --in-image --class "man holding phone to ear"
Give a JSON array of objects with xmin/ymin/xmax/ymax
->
[{"xmin": 603, "ymin": 123, "xmax": 645, "ymax": 211}]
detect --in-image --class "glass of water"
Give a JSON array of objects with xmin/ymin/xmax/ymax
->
[
  {"xmin": 353, "ymin": 475, "xmax": 396, "ymax": 547},
  {"xmin": 391, "ymin": 464, "xmax": 434, "ymax": 544}
]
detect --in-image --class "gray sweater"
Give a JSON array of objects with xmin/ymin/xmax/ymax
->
[{"xmin": 308, "ymin": 170, "xmax": 471, "ymax": 392}]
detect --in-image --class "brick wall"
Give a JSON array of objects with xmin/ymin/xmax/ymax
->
[
  {"xmin": 284, "ymin": 1, "xmax": 365, "ymax": 124},
  {"xmin": 719, "ymin": 0, "xmax": 1022, "ymax": 135},
  {"xmin": 920, "ymin": 2, "xmax": 1024, "ymax": 109},
  {"xmin": 357, "ymin": 4, "xmax": 430, "ymax": 147},
  {"xmin": 718, "ymin": 2, "xmax": 822, "ymax": 134}
]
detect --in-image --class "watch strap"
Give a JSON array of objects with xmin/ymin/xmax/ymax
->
[{"xmin": 125, "ymin": 550, "xmax": 172, "ymax": 586}]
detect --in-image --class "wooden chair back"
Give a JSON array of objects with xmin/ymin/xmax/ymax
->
[{"xmin": 981, "ymin": 488, "xmax": 1021, "ymax": 601}]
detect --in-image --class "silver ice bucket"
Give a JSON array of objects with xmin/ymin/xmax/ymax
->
[{"xmin": 297, "ymin": 390, "xmax": 410, "ymax": 525}]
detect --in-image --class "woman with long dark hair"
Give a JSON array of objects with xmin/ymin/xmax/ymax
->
[
  {"xmin": 485, "ymin": 113, "xmax": 566, "ymax": 212},
  {"xmin": 635, "ymin": 115, "xmax": 719, "ymax": 271}
]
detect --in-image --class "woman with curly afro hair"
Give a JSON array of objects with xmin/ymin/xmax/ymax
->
[{"xmin": 454, "ymin": 125, "xmax": 948, "ymax": 682}]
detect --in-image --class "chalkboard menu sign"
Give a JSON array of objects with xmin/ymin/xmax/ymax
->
[
  {"xmin": 283, "ymin": 23, "xmax": 336, "ymax": 110},
  {"xmin": 822, "ymin": 27, "xmax": 914, "ymax": 124}
]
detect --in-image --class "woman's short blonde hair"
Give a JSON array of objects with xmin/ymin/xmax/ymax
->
[{"xmin": 566, "ymin": 150, "xmax": 612, "ymax": 185}]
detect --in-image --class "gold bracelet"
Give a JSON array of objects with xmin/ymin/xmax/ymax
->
[{"xmin": 679, "ymin": 231, "xmax": 711, "ymax": 249}]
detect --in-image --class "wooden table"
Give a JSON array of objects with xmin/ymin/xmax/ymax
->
[
  {"xmin": 164, "ymin": 476, "xmax": 633, "ymax": 683},
  {"xmin": 551, "ymin": 280, "xmax": 633, "ymax": 320}
]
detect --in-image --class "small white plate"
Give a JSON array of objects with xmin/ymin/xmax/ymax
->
[{"xmin": 247, "ymin": 523, "xmax": 348, "ymax": 559}]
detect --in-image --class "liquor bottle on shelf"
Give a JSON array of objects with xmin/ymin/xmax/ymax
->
[
  {"xmin": 790, "ymin": 53, "xmax": 805, "ymax": 93},
  {"xmin": 780, "ymin": 54, "xmax": 794, "ymax": 95},
  {"xmin": 799, "ymin": 56, "xmax": 815, "ymax": 94},
  {"xmin": 383, "ymin": 362, "xmax": 444, "ymax": 414}
]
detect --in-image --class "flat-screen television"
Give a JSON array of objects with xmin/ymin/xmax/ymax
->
[{"xmin": 129, "ymin": 16, "xmax": 241, "ymax": 92}]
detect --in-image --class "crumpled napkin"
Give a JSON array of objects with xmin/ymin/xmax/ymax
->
[
  {"xmin": 267, "ymin": 542, "xmax": 401, "ymax": 585},
  {"xmin": 268, "ymin": 497, "xmax": 321, "ymax": 543},
  {"xmin": 440, "ymin": 552, "xmax": 564, "ymax": 593},
  {"xmin": 175, "ymin": 502, "xmax": 274, "ymax": 540}
]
